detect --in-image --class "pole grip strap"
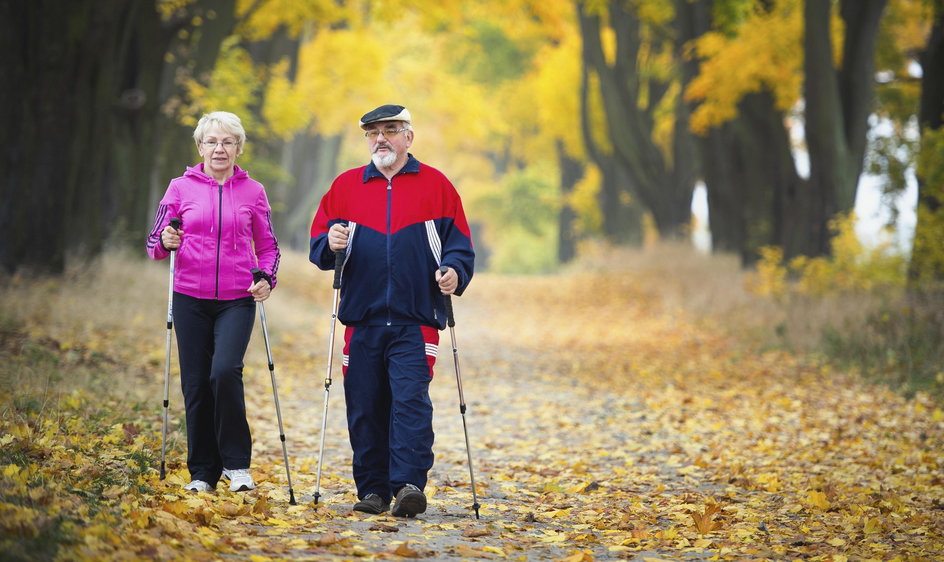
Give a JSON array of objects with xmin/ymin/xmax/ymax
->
[{"xmin": 333, "ymin": 251, "xmax": 344, "ymax": 289}]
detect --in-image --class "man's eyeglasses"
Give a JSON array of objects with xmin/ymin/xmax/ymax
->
[
  {"xmin": 364, "ymin": 128, "xmax": 407, "ymax": 139},
  {"xmin": 202, "ymin": 140, "xmax": 239, "ymax": 149}
]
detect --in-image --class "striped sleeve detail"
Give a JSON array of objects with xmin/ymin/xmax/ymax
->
[
  {"xmin": 345, "ymin": 222, "xmax": 358, "ymax": 265},
  {"xmin": 425, "ymin": 219, "xmax": 442, "ymax": 266},
  {"xmin": 265, "ymin": 209, "xmax": 281, "ymax": 286},
  {"xmin": 339, "ymin": 221, "xmax": 357, "ymax": 285},
  {"xmin": 146, "ymin": 204, "xmax": 168, "ymax": 250}
]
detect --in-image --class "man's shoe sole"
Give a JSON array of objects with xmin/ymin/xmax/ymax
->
[{"xmin": 391, "ymin": 490, "xmax": 427, "ymax": 517}]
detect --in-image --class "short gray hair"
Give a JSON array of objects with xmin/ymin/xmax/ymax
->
[{"xmin": 193, "ymin": 111, "xmax": 246, "ymax": 155}]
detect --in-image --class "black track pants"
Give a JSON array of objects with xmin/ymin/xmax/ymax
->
[{"xmin": 173, "ymin": 292, "xmax": 255, "ymax": 486}]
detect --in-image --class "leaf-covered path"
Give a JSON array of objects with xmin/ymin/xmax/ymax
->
[{"xmin": 2, "ymin": 251, "xmax": 943, "ymax": 560}]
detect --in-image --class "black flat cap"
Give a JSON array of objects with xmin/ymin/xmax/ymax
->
[{"xmin": 359, "ymin": 104, "xmax": 412, "ymax": 129}]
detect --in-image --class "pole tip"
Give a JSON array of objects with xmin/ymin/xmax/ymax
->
[
  {"xmin": 160, "ymin": 464, "xmax": 166, "ymax": 480},
  {"xmin": 313, "ymin": 492, "xmax": 321, "ymax": 505},
  {"xmin": 289, "ymin": 490, "xmax": 297, "ymax": 505},
  {"xmin": 473, "ymin": 503, "xmax": 481, "ymax": 519}
]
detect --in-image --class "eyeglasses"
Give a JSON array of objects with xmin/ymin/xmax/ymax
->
[
  {"xmin": 201, "ymin": 140, "xmax": 239, "ymax": 149},
  {"xmin": 364, "ymin": 128, "xmax": 407, "ymax": 139}
]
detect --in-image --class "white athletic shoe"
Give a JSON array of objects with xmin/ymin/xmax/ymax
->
[
  {"xmin": 222, "ymin": 468, "xmax": 255, "ymax": 492},
  {"xmin": 183, "ymin": 480, "xmax": 213, "ymax": 492}
]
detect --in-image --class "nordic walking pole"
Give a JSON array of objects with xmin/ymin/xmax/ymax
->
[
  {"xmin": 251, "ymin": 268, "xmax": 297, "ymax": 505},
  {"xmin": 160, "ymin": 217, "xmax": 182, "ymax": 480},
  {"xmin": 314, "ymin": 250, "xmax": 345, "ymax": 505},
  {"xmin": 440, "ymin": 265, "xmax": 481, "ymax": 519}
]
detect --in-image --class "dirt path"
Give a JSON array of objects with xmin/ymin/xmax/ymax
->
[{"xmin": 220, "ymin": 255, "xmax": 944, "ymax": 560}]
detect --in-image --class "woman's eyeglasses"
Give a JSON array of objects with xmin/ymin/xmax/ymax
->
[{"xmin": 202, "ymin": 140, "xmax": 238, "ymax": 149}]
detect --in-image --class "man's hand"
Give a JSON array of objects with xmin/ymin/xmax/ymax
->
[
  {"xmin": 436, "ymin": 266, "xmax": 458, "ymax": 295},
  {"xmin": 328, "ymin": 223, "xmax": 349, "ymax": 252}
]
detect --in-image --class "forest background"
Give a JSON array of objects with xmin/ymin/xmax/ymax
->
[
  {"xmin": 1, "ymin": 0, "xmax": 944, "ymax": 558},
  {"xmin": 2, "ymin": 0, "xmax": 942, "ymax": 395}
]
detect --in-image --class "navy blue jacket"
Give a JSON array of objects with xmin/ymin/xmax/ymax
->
[{"xmin": 309, "ymin": 155, "xmax": 474, "ymax": 330}]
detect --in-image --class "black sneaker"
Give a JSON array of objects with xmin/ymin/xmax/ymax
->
[
  {"xmin": 391, "ymin": 484, "xmax": 427, "ymax": 517},
  {"xmin": 353, "ymin": 493, "xmax": 389, "ymax": 514}
]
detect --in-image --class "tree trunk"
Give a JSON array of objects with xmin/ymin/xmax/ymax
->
[
  {"xmin": 0, "ymin": 1, "xmax": 149, "ymax": 273},
  {"xmin": 0, "ymin": 0, "xmax": 237, "ymax": 274},
  {"xmin": 576, "ymin": 2, "xmax": 695, "ymax": 242},
  {"xmin": 799, "ymin": 0, "xmax": 887, "ymax": 258},
  {"xmin": 699, "ymin": 92, "xmax": 801, "ymax": 265},
  {"xmin": 598, "ymin": 159, "xmax": 645, "ymax": 245},
  {"xmin": 578, "ymin": 38, "xmax": 643, "ymax": 245},
  {"xmin": 280, "ymin": 132, "xmax": 343, "ymax": 250},
  {"xmin": 909, "ymin": 7, "xmax": 944, "ymax": 285},
  {"xmin": 556, "ymin": 140, "xmax": 583, "ymax": 263}
]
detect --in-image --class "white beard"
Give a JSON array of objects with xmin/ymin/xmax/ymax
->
[{"xmin": 372, "ymin": 150, "xmax": 397, "ymax": 169}]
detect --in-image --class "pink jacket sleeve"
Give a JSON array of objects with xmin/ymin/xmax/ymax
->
[{"xmin": 145, "ymin": 183, "xmax": 179, "ymax": 261}]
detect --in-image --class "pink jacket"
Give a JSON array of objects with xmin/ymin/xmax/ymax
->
[{"xmin": 146, "ymin": 164, "xmax": 280, "ymax": 300}]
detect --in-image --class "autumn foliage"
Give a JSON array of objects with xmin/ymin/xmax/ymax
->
[{"xmin": 1, "ymin": 247, "xmax": 942, "ymax": 559}]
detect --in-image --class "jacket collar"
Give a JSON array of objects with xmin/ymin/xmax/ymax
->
[
  {"xmin": 185, "ymin": 163, "xmax": 249, "ymax": 185},
  {"xmin": 362, "ymin": 154, "xmax": 420, "ymax": 183}
]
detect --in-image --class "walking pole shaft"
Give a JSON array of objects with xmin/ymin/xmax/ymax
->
[
  {"xmin": 252, "ymin": 269, "xmax": 296, "ymax": 505},
  {"xmin": 441, "ymin": 266, "xmax": 481, "ymax": 518},
  {"xmin": 160, "ymin": 217, "xmax": 181, "ymax": 480},
  {"xmin": 314, "ymin": 251, "xmax": 345, "ymax": 505}
]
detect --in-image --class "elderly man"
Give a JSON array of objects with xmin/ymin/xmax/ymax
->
[{"xmin": 309, "ymin": 104, "xmax": 475, "ymax": 517}]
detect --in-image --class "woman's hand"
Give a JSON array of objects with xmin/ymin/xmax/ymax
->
[
  {"xmin": 249, "ymin": 279, "xmax": 271, "ymax": 302},
  {"xmin": 161, "ymin": 224, "xmax": 183, "ymax": 250}
]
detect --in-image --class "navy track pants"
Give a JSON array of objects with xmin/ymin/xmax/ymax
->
[{"xmin": 342, "ymin": 325, "xmax": 439, "ymax": 503}]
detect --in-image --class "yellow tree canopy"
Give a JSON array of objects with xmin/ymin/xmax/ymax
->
[{"xmin": 684, "ymin": 0, "xmax": 807, "ymax": 135}]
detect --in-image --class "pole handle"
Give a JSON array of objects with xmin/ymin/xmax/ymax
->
[
  {"xmin": 333, "ymin": 251, "xmax": 344, "ymax": 289},
  {"xmin": 440, "ymin": 266, "xmax": 456, "ymax": 327},
  {"xmin": 168, "ymin": 217, "xmax": 182, "ymax": 252},
  {"xmin": 251, "ymin": 267, "xmax": 265, "ymax": 284}
]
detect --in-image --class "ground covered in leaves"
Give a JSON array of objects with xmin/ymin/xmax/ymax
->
[{"xmin": 2, "ymin": 249, "xmax": 943, "ymax": 560}]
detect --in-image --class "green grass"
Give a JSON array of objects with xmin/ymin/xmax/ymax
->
[{"xmin": 819, "ymin": 293, "xmax": 944, "ymax": 400}]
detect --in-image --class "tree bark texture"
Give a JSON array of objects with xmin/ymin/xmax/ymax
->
[
  {"xmin": 909, "ymin": 7, "xmax": 944, "ymax": 284},
  {"xmin": 577, "ymin": 2, "xmax": 696, "ymax": 241},
  {"xmin": 698, "ymin": 93, "xmax": 800, "ymax": 265},
  {"xmin": 578, "ymin": 41, "xmax": 643, "ymax": 245},
  {"xmin": 799, "ymin": 0, "xmax": 887, "ymax": 258},
  {"xmin": 0, "ymin": 0, "xmax": 236, "ymax": 274},
  {"xmin": 556, "ymin": 140, "xmax": 583, "ymax": 263},
  {"xmin": 1, "ymin": 1, "xmax": 128, "ymax": 272}
]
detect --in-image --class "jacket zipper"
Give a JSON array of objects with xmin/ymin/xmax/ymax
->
[
  {"xmin": 385, "ymin": 178, "xmax": 393, "ymax": 326},
  {"xmin": 216, "ymin": 182, "xmax": 223, "ymax": 300}
]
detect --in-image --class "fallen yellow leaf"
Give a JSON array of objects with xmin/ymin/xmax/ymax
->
[{"xmin": 391, "ymin": 541, "xmax": 421, "ymax": 557}]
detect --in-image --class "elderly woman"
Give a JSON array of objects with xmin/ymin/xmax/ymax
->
[{"xmin": 146, "ymin": 111, "xmax": 280, "ymax": 493}]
